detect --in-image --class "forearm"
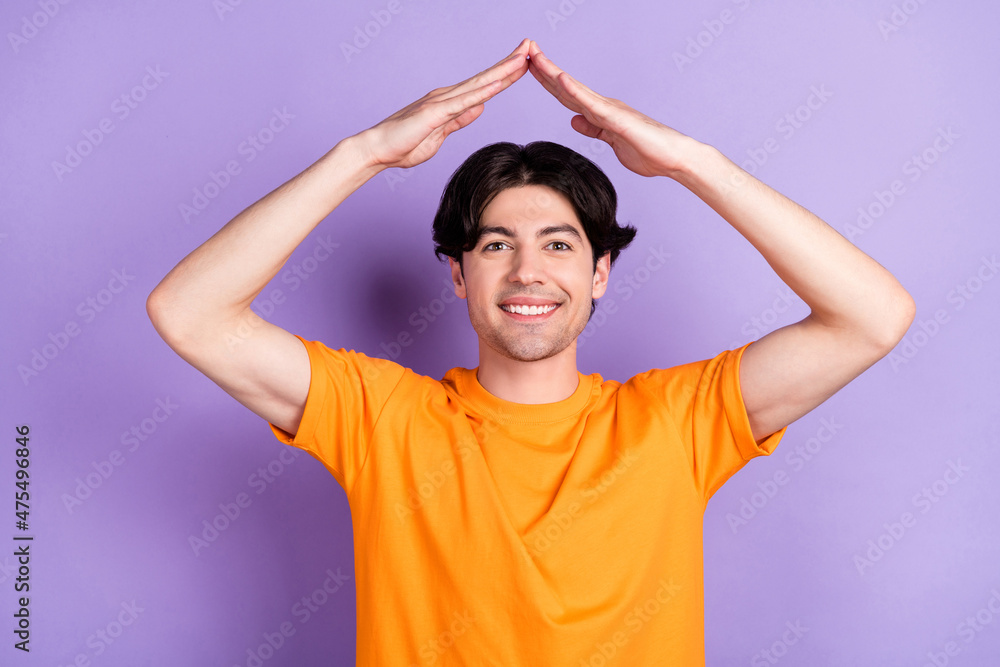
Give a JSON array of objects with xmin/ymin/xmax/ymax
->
[
  {"xmin": 148, "ymin": 135, "xmax": 383, "ymax": 339},
  {"xmin": 670, "ymin": 140, "xmax": 915, "ymax": 345}
]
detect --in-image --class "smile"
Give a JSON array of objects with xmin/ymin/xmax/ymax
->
[{"xmin": 499, "ymin": 303, "xmax": 560, "ymax": 319}]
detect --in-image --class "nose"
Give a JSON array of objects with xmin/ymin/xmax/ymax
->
[{"xmin": 507, "ymin": 247, "xmax": 547, "ymax": 285}]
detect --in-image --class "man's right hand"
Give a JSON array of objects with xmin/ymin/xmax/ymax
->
[{"xmin": 356, "ymin": 38, "xmax": 532, "ymax": 170}]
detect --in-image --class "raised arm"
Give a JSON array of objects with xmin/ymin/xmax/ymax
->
[
  {"xmin": 146, "ymin": 39, "xmax": 532, "ymax": 436},
  {"xmin": 525, "ymin": 41, "xmax": 916, "ymax": 442}
]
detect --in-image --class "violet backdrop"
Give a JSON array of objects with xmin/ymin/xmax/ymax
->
[{"xmin": 2, "ymin": 0, "xmax": 998, "ymax": 665}]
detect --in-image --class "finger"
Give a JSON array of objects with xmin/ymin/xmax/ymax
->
[
  {"xmin": 445, "ymin": 99, "xmax": 489, "ymax": 134},
  {"xmin": 530, "ymin": 52, "xmax": 615, "ymax": 127},
  {"xmin": 436, "ymin": 79, "xmax": 509, "ymax": 139},
  {"xmin": 438, "ymin": 63, "xmax": 525, "ymax": 117},
  {"xmin": 529, "ymin": 45, "xmax": 580, "ymax": 107},
  {"xmin": 444, "ymin": 40, "xmax": 531, "ymax": 99},
  {"xmin": 440, "ymin": 52, "xmax": 527, "ymax": 102},
  {"xmin": 497, "ymin": 38, "xmax": 532, "ymax": 67},
  {"xmin": 530, "ymin": 50, "xmax": 603, "ymax": 105},
  {"xmin": 484, "ymin": 51, "xmax": 532, "ymax": 90},
  {"xmin": 529, "ymin": 48, "xmax": 607, "ymax": 108},
  {"xmin": 570, "ymin": 114, "xmax": 603, "ymax": 139},
  {"xmin": 477, "ymin": 37, "xmax": 529, "ymax": 71},
  {"xmin": 479, "ymin": 38, "xmax": 532, "ymax": 78},
  {"xmin": 432, "ymin": 78, "xmax": 504, "ymax": 127},
  {"xmin": 527, "ymin": 51, "xmax": 586, "ymax": 114}
]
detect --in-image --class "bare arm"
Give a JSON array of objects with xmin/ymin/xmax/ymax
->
[
  {"xmin": 147, "ymin": 39, "xmax": 533, "ymax": 435},
  {"xmin": 146, "ymin": 138, "xmax": 381, "ymax": 436},
  {"xmin": 669, "ymin": 145, "xmax": 915, "ymax": 441},
  {"xmin": 525, "ymin": 41, "xmax": 916, "ymax": 441}
]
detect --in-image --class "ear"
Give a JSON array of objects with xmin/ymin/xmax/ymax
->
[
  {"xmin": 448, "ymin": 256, "xmax": 467, "ymax": 299},
  {"xmin": 591, "ymin": 251, "xmax": 611, "ymax": 299}
]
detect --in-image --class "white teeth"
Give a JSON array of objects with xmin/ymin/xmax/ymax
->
[{"xmin": 501, "ymin": 304, "xmax": 557, "ymax": 315}]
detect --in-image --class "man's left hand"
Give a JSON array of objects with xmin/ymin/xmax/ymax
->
[{"xmin": 526, "ymin": 40, "xmax": 696, "ymax": 179}]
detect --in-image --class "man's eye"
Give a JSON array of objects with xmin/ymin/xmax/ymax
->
[{"xmin": 483, "ymin": 241, "xmax": 571, "ymax": 251}]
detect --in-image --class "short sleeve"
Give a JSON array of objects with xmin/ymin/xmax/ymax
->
[
  {"xmin": 267, "ymin": 335, "xmax": 407, "ymax": 493},
  {"xmin": 629, "ymin": 341, "xmax": 787, "ymax": 503}
]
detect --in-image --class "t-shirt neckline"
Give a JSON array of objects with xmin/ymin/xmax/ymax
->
[{"xmin": 455, "ymin": 366, "xmax": 597, "ymax": 425}]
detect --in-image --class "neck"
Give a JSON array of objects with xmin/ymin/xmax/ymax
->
[{"xmin": 474, "ymin": 342, "xmax": 581, "ymax": 404}]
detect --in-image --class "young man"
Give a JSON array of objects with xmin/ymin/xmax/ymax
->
[{"xmin": 147, "ymin": 39, "xmax": 914, "ymax": 665}]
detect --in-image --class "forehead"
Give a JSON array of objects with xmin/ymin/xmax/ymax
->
[{"xmin": 479, "ymin": 185, "xmax": 581, "ymax": 230}]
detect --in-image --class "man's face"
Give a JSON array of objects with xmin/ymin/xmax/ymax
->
[{"xmin": 449, "ymin": 184, "xmax": 610, "ymax": 363}]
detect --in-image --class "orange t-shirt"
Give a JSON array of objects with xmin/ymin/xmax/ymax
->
[{"xmin": 269, "ymin": 336, "xmax": 786, "ymax": 666}]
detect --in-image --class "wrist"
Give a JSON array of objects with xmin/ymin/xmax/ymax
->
[
  {"xmin": 660, "ymin": 136, "xmax": 716, "ymax": 184},
  {"xmin": 336, "ymin": 133, "xmax": 387, "ymax": 180}
]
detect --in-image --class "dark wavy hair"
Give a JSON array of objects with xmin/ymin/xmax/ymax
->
[{"xmin": 432, "ymin": 141, "xmax": 637, "ymax": 317}]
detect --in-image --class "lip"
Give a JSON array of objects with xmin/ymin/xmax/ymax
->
[
  {"xmin": 499, "ymin": 297, "xmax": 560, "ymax": 306},
  {"xmin": 498, "ymin": 303, "xmax": 560, "ymax": 322}
]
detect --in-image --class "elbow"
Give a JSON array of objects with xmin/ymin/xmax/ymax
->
[
  {"xmin": 145, "ymin": 287, "xmax": 162, "ymax": 324},
  {"xmin": 145, "ymin": 285, "xmax": 190, "ymax": 350},
  {"xmin": 146, "ymin": 285, "xmax": 243, "ymax": 355},
  {"xmin": 874, "ymin": 286, "xmax": 917, "ymax": 353},
  {"xmin": 145, "ymin": 286, "xmax": 170, "ymax": 335}
]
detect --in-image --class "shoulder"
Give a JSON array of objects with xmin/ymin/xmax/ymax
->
[
  {"xmin": 298, "ymin": 338, "xmax": 430, "ymax": 393},
  {"xmin": 612, "ymin": 344, "xmax": 751, "ymax": 404}
]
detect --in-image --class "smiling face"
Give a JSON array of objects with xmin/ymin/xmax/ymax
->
[{"xmin": 449, "ymin": 184, "xmax": 610, "ymax": 364}]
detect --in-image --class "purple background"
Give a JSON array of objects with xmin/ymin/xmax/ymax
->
[{"xmin": 3, "ymin": 1, "xmax": 998, "ymax": 665}]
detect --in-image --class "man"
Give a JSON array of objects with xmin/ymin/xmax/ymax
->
[{"xmin": 147, "ymin": 38, "xmax": 914, "ymax": 665}]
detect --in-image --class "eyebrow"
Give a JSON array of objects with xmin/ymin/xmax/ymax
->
[{"xmin": 477, "ymin": 224, "xmax": 583, "ymax": 243}]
